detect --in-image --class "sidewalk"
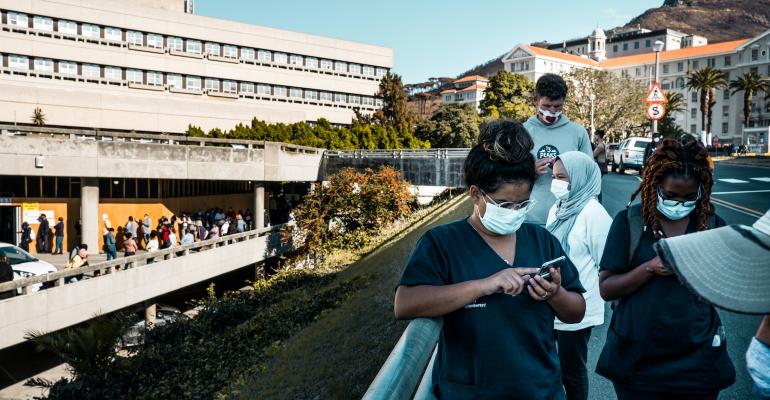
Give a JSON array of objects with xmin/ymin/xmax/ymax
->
[{"xmin": 715, "ymin": 156, "xmax": 770, "ymax": 169}]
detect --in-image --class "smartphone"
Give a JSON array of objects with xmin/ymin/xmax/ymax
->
[{"xmin": 537, "ymin": 256, "xmax": 566, "ymax": 281}]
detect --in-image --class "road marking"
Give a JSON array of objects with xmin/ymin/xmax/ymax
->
[
  {"xmin": 750, "ymin": 177, "xmax": 770, "ymax": 183},
  {"xmin": 717, "ymin": 178, "xmax": 749, "ymax": 184},
  {"xmin": 711, "ymin": 197, "xmax": 765, "ymax": 218},
  {"xmin": 712, "ymin": 189, "xmax": 770, "ymax": 195}
]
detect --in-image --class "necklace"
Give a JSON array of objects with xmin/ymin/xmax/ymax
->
[{"xmin": 467, "ymin": 218, "xmax": 513, "ymax": 265}]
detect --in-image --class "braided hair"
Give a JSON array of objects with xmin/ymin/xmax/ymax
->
[{"xmin": 628, "ymin": 138, "xmax": 714, "ymax": 239}]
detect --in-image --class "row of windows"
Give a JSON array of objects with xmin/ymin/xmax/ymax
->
[
  {"xmin": 1, "ymin": 54, "xmax": 383, "ymax": 108},
  {"xmin": 2, "ymin": 10, "xmax": 389, "ymax": 79}
]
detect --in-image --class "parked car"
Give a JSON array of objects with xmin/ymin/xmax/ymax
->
[
  {"xmin": 0, "ymin": 242, "xmax": 57, "ymax": 293},
  {"xmin": 120, "ymin": 304, "xmax": 188, "ymax": 347},
  {"xmin": 607, "ymin": 143, "xmax": 619, "ymax": 163},
  {"xmin": 612, "ymin": 137, "xmax": 652, "ymax": 174}
]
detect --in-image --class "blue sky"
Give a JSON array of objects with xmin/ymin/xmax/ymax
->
[{"xmin": 196, "ymin": 0, "xmax": 662, "ymax": 83}]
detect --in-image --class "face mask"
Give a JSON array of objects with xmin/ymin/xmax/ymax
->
[
  {"xmin": 476, "ymin": 192, "xmax": 534, "ymax": 235},
  {"xmin": 550, "ymin": 179, "xmax": 570, "ymax": 200},
  {"xmin": 656, "ymin": 187, "xmax": 700, "ymax": 221},
  {"xmin": 538, "ymin": 108, "xmax": 562, "ymax": 125},
  {"xmin": 747, "ymin": 337, "xmax": 770, "ymax": 397}
]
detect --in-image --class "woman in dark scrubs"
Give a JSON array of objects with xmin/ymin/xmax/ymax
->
[
  {"xmin": 596, "ymin": 138, "xmax": 735, "ymax": 399},
  {"xmin": 394, "ymin": 120, "xmax": 587, "ymax": 400}
]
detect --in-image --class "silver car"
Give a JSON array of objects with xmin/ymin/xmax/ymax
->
[
  {"xmin": 0, "ymin": 242, "xmax": 58, "ymax": 294},
  {"xmin": 612, "ymin": 137, "xmax": 652, "ymax": 174}
]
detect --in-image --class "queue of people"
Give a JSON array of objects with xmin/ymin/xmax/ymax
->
[{"xmin": 394, "ymin": 73, "xmax": 762, "ymax": 400}]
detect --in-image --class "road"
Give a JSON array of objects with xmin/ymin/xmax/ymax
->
[{"xmin": 589, "ymin": 161, "xmax": 769, "ymax": 400}]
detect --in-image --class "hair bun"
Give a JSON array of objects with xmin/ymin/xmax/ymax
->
[{"xmin": 477, "ymin": 120, "xmax": 534, "ymax": 163}]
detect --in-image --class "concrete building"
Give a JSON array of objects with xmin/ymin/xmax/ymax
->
[
  {"xmin": 439, "ymin": 75, "xmax": 489, "ymax": 111},
  {"xmin": 0, "ymin": 0, "xmax": 393, "ymax": 132},
  {"xmin": 502, "ymin": 28, "xmax": 770, "ymax": 147}
]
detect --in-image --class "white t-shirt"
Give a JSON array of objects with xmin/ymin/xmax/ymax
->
[{"xmin": 547, "ymin": 198, "xmax": 612, "ymax": 331}]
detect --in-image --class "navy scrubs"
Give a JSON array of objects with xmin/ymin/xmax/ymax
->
[
  {"xmin": 398, "ymin": 219, "xmax": 585, "ymax": 400},
  {"xmin": 596, "ymin": 209, "xmax": 735, "ymax": 394}
]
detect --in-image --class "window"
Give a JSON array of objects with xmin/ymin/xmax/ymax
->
[
  {"xmin": 241, "ymin": 48, "xmax": 255, "ymax": 60},
  {"xmin": 8, "ymin": 12, "xmax": 28, "ymax": 27},
  {"xmin": 290, "ymin": 55, "xmax": 303, "ymax": 65},
  {"xmin": 349, "ymin": 64, "xmax": 361, "ymax": 75},
  {"xmin": 320, "ymin": 59, "xmax": 333, "ymax": 70},
  {"xmin": 634, "ymin": 41, "xmax": 640, "ymax": 49},
  {"xmin": 105, "ymin": 66, "xmax": 122, "ymax": 80},
  {"xmin": 305, "ymin": 90, "xmax": 318, "ymax": 100},
  {"xmin": 349, "ymin": 95, "xmax": 361, "ymax": 104},
  {"xmin": 186, "ymin": 76, "xmax": 201, "ymax": 91},
  {"xmin": 645, "ymin": 39, "xmax": 651, "ymax": 48},
  {"xmin": 274, "ymin": 52, "xmax": 288, "ymax": 64},
  {"xmin": 58, "ymin": 61, "xmax": 77, "ymax": 75},
  {"xmin": 82, "ymin": 64, "xmax": 100, "ymax": 78},
  {"xmin": 690, "ymin": 108, "xmax": 697, "ymax": 119},
  {"xmin": 274, "ymin": 86, "xmax": 287, "ymax": 97},
  {"xmin": 305, "ymin": 57, "xmax": 318, "ymax": 68},
  {"xmin": 166, "ymin": 37, "xmax": 182, "ymax": 51},
  {"xmin": 81, "ymin": 24, "xmax": 100, "ymax": 38},
  {"xmin": 692, "ymin": 60, "xmax": 699, "ymax": 70},
  {"xmin": 167, "ymin": 74, "xmax": 182, "ymax": 89},
  {"xmin": 723, "ymin": 105, "xmax": 729, "ymax": 117},
  {"xmin": 223, "ymin": 45, "xmax": 238, "ymax": 59},
  {"xmin": 33, "ymin": 58, "xmax": 54, "ymax": 72},
  {"xmin": 205, "ymin": 78, "xmax": 220, "ymax": 92},
  {"xmin": 147, "ymin": 33, "xmax": 163, "ymax": 49},
  {"xmin": 376, "ymin": 68, "xmax": 387, "ymax": 77},
  {"xmin": 363, "ymin": 65, "xmax": 375, "ymax": 76},
  {"xmin": 723, "ymin": 89, "xmax": 730, "ymax": 101},
  {"xmin": 635, "ymin": 68, "xmax": 641, "ymax": 77},
  {"xmin": 257, "ymin": 84, "xmax": 271, "ymax": 95},
  {"xmin": 147, "ymin": 71, "xmax": 163, "ymax": 86},
  {"xmin": 126, "ymin": 30, "xmax": 143, "ymax": 45},
  {"xmin": 362, "ymin": 96, "xmax": 374, "ymax": 106},
  {"xmin": 240, "ymin": 82, "xmax": 254, "ymax": 93},
  {"xmin": 126, "ymin": 69, "xmax": 143, "ymax": 83},
  {"xmin": 258, "ymin": 50, "xmax": 272, "ymax": 62},
  {"xmin": 334, "ymin": 93, "xmax": 346, "ymax": 103},
  {"xmin": 375, "ymin": 99, "xmax": 383, "ymax": 107},
  {"xmin": 724, "ymin": 56, "xmax": 731, "ymax": 66},
  {"xmin": 690, "ymin": 124, "xmax": 696, "ymax": 134},
  {"xmin": 724, "ymin": 71, "xmax": 731, "ymax": 81},
  {"xmin": 623, "ymin": 43, "xmax": 628, "ymax": 51},
  {"xmin": 752, "ymin": 49, "xmax": 759, "ymax": 61},
  {"xmin": 105, "ymin": 27, "xmax": 122, "ymax": 41},
  {"xmin": 33, "ymin": 16, "xmax": 53, "ymax": 31},
  {"xmin": 662, "ymin": 81, "xmax": 670, "ymax": 90},
  {"xmin": 205, "ymin": 42, "xmax": 220, "ymax": 56},
  {"xmin": 707, "ymin": 58, "xmax": 716, "ymax": 68},
  {"xmin": 335, "ymin": 61, "xmax": 347, "ymax": 73},
  {"xmin": 613, "ymin": 44, "xmax": 618, "ymax": 53},
  {"xmin": 223, "ymin": 80, "xmax": 238, "ymax": 94},
  {"xmin": 722, "ymin": 122, "xmax": 728, "ymax": 134},
  {"xmin": 289, "ymin": 88, "xmax": 303, "ymax": 98},
  {"xmin": 691, "ymin": 92, "xmax": 698, "ymax": 102},
  {"xmin": 186, "ymin": 40, "xmax": 202, "ymax": 54},
  {"xmin": 320, "ymin": 91, "xmax": 332, "ymax": 102},
  {"xmin": 58, "ymin": 20, "xmax": 77, "ymax": 35},
  {"xmin": 662, "ymin": 64, "xmax": 669, "ymax": 74},
  {"xmin": 676, "ymin": 77, "xmax": 685, "ymax": 89},
  {"xmin": 677, "ymin": 62, "xmax": 684, "ymax": 72}
]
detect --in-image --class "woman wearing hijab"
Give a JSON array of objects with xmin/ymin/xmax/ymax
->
[{"xmin": 546, "ymin": 151, "xmax": 612, "ymax": 400}]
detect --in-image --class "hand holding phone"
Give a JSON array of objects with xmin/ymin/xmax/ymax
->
[{"xmin": 538, "ymin": 256, "xmax": 565, "ymax": 281}]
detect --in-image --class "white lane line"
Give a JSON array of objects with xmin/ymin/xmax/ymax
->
[
  {"xmin": 712, "ymin": 189, "xmax": 770, "ymax": 195},
  {"xmin": 718, "ymin": 178, "xmax": 750, "ymax": 184},
  {"xmin": 750, "ymin": 177, "xmax": 770, "ymax": 182}
]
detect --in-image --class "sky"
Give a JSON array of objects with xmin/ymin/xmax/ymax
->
[{"xmin": 196, "ymin": 0, "xmax": 662, "ymax": 84}]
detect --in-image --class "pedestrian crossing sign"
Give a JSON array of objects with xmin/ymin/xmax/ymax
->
[{"xmin": 644, "ymin": 82, "xmax": 668, "ymax": 104}]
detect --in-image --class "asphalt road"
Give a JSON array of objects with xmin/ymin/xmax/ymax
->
[{"xmin": 589, "ymin": 162, "xmax": 769, "ymax": 400}]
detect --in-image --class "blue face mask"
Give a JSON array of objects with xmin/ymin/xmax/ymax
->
[
  {"xmin": 656, "ymin": 186, "xmax": 700, "ymax": 221},
  {"xmin": 747, "ymin": 337, "xmax": 770, "ymax": 398},
  {"xmin": 476, "ymin": 191, "xmax": 535, "ymax": 235}
]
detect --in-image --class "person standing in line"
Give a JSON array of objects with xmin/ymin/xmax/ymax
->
[
  {"xmin": 123, "ymin": 232, "xmax": 137, "ymax": 258},
  {"xmin": 236, "ymin": 214, "xmax": 246, "ymax": 233},
  {"xmin": 104, "ymin": 227, "xmax": 117, "ymax": 261},
  {"xmin": 142, "ymin": 214, "xmax": 152, "ymax": 249},
  {"xmin": 125, "ymin": 216, "xmax": 138, "ymax": 244},
  {"xmin": 523, "ymin": 73, "xmax": 593, "ymax": 226},
  {"xmin": 208, "ymin": 223, "xmax": 220, "ymax": 240},
  {"xmin": 596, "ymin": 139, "xmax": 735, "ymax": 399},
  {"xmin": 546, "ymin": 151, "xmax": 612, "ymax": 400},
  {"xmin": 53, "ymin": 217, "xmax": 65, "ymax": 255},
  {"xmin": 145, "ymin": 231, "xmax": 159, "ymax": 264},
  {"xmin": 167, "ymin": 227, "xmax": 177, "ymax": 248},
  {"xmin": 0, "ymin": 255, "xmax": 15, "ymax": 299},
  {"xmin": 102, "ymin": 213, "xmax": 112, "ymax": 235},
  {"xmin": 181, "ymin": 229, "xmax": 195, "ymax": 246},
  {"xmin": 19, "ymin": 222, "xmax": 33, "ymax": 252},
  {"xmin": 196, "ymin": 220, "xmax": 208, "ymax": 241},
  {"xmin": 37, "ymin": 214, "xmax": 50, "ymax": 253},
  {"xmin": 69, "ymin": 243, "xmax": 87, "ymax": 263},
  {"xmin": 592, "ymin": 129, "xmax": 608, "ymax": 203},
  {"xmin": 221, "ymin": 219, "xmax": 231, "ymax": 237},
  {"xmin": 65, "ymin": 247, "xmax": 88, "ymax": 283}
]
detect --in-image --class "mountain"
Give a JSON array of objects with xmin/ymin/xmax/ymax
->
[{"xmin": 453, "ymin": 0, "xmax": 770, "ymax": 80}]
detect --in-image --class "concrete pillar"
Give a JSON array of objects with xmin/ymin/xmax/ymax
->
[
  {"xmin": 80, "ymin": 178, "xmax": 99, "ymax": 253},
  {"xmin": 254, "ymin": 183, "xmax": 265, "ymax": 229},
  {"xmin": 145, "ymin": 303, "xmax": 156, "ymax": 329}
]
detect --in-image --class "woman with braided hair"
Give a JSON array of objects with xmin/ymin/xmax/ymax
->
[{"xmin": 595, "ymin": 138, "xmax": 736, "ymax": 399}]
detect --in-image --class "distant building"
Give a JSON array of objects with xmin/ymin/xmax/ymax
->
[{"xmin": 440, "ymin": 75, "xmax": 489, "ymax": 111}]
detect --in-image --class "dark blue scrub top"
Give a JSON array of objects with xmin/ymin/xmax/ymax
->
[
  {"xmin": 596, "ymin": 209, "xmax": 735, "ymax": 394},
  {"xmin": 398, "ymin": 218, "xmax": 584, "ymax": 400}
]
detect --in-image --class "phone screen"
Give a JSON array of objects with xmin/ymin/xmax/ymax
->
[{"xmin": 538, "ymin": 256, "xmax": 565, "ymax": 280}]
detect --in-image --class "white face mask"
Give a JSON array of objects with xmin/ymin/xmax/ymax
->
[
  {"xmin": 550, "ymin": 179, "xmax": 570, "ymax": 200},
  {"xmin": 538, "ymin": 108, "xmax": 562, "ymax": 124}
]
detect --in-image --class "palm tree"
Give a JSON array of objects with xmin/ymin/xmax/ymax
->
[
  {"xmin": 729, "ymin": 71, "xmax": 770, "ymax": 127},
  {"xmin": 665, "ymin": 91, "xmax": 685, "ymax": 115},
  {"xmin": 31, "ymin": 106, "xmax": 46, "ymax": 126},
  {"xmin": 687, "ymin": 67, "xmax": 727, "ymax": 135},
  {"xmin": 659, "ymin": 91, "xmax": 686, "ymax": 139}
]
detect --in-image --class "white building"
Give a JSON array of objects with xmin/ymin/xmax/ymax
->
[
  {"xmin": 0, "ymin": 0, "xmax": 392, "ymax": 133},
  {"xmin": 440, "ymin": 75, "xmax": 489, "ymax": 111}
]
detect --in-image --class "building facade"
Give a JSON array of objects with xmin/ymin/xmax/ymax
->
[
  {"xmin": 0, "ymin": 0, "xmax": 393, "ymax": 132},
  {"xmin": 440, "ymin": 75, "xmax": 489, "ymax": 111}
]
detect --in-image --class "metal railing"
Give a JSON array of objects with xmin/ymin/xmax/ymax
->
[
  {"xmin": 325, "ymin": 149, "xmax": 470, "ymax": 159},
  {"xmin": 0, "ymin": 224, "xmax": 289, "ymax": 297},
  {"xmin": 363, "ymin": 318, "xmax": 442, "ymax": 400}
]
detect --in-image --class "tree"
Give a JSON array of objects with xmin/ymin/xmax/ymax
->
[
  {"xmin": 415, "ymin": 103, "xmax": 480, "ymax": 148},
  {"xmin": 729, "ymin": 71, "xmax": 770, "ymax": 127},
  {"xmin": 687, "ymin": 67, "xmax": 727, "ymax": 135},
  {"xmin": 31, "ymin": 106, "xmax": 46, "ymax": 126},
  {"xmin": 658, "ymin": 91, "xmax": 686, "ymax": 139},
  {"xmin": 373, "ymin": 72, "xmax": 414, "ymax": 131},
  {"xmin": 562, "ymin": 69, "xmax": 647, "ymax": 143},
  {"xmin": 479, "ymin": 71, "xmax": 535, "ymax": 121}
]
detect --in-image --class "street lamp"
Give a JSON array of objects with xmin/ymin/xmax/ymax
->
[
  {"xmin": 652, "ymin": 40, "xmax": 665, "ymax": 138},
  {"xmin": 589, "ymin": 93, "xmax": 596, "ymax": 139}
]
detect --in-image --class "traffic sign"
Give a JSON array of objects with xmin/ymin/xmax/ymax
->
[
  {"xmin": 646, "ymin": 103, "xmax": 666, "ymax": 120},
  {"xmin": 644, "ymin": 82, "xmax": 668, "ymax": 104}
]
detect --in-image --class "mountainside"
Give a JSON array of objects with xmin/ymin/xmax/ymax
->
[{"xmin": 453, "ymin": 0, "xmax": 770, "ymax": 80}]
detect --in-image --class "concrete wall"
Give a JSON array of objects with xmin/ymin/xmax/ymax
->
[
  {"xmin": 325, "ymin": 156, "xmax": 466, "ymax": 187},
  {"xmin": 0, "ymin": 231, "xmax": 279, "ymax": 350}
]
